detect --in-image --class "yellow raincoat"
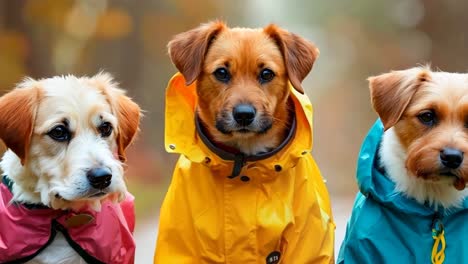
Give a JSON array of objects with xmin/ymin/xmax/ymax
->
[{"xmin": 155, "ymin": 73, "xmax": 335, "ymax": 264}]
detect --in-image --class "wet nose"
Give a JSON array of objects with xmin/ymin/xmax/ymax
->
[
  {"xmin": 440, "ymin": 148, "xmax": 464, "ymax": 169},
  {"xmin": 233, "ymin": 104, "xmax": 256, "ymax": 126},
  {"xmin": 86, "ymin": 167, "xmax": 112, "ymax": 189}
]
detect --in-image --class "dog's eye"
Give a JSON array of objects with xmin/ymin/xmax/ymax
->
[
  {"xmin": 98, "ymin": 122, "xmax": 113, "ymax": 137},
  {"xmin": 48, "ymin": 125, "xmax": 71, "ymax": 142},
  {"xmin": 417, "ymin": 110, "xmax": 437, "ymax": 126},
  {"xmin": 213, "ymin": 68, "xmax": 230, "ymax": 83},
  {"xmin": 259, "ymin": 69, "xmax": 275, "ymax": 83}
]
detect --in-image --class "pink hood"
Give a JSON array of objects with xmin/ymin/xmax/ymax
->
[{"xmin": 0, "ymin": 179, "xmax": 135, "ymax": 263}]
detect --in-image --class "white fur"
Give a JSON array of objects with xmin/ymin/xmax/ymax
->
[{"xmin": 380, "ymin": 128, "xmax": 468, "ymax": 209}]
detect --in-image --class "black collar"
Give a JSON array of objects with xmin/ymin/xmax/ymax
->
[
  {"xmin": 195, "ymin": 113, "xmax": 297, "ymax": 179},
  {"xmin": 2, "ymin": 175, "xmax": 50, "ymax": 209}
]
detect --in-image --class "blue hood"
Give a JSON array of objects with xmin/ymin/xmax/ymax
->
[{"xmin": 357, "ymin": 119, "xmax": 468, "ymax": 216}]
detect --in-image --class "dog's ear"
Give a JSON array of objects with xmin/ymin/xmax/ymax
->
[
  {"xmin": 264, "ymin": 24, "xmax": 319, "ymax": 94},
  {"xmin": 168, "ymin": 21, "xmax": 226, "ymax": 85},
  {"xmin": 0, "ymin": 81, "xmax": 41, "ymax": 165},
  {"xmin": 114, "ymin": 93, "xmax": 141, "ymax": 162},
  {"xmin": 369, "ymin": 67, "xmax": 431, "ymax": 130},
  {"xmin": 90, "ymin": 73, "xmax": 141, "ymax": 162}
]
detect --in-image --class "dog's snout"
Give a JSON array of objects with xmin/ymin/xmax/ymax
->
[
  {"xmin": 440, "ymin": 148, "xmax": 464, "ymax": 169},
  {"xmin": 87, "ymin": 167, "xmax": 112, "ymax": 189},
  {"xmin": 233, "ymin": 104, "xmax": 256, "ymax": 126}
]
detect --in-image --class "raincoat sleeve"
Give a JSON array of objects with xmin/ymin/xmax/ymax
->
[{"xmin": 281, "ymin": 157, "xmax": 335, "ymax": 264}]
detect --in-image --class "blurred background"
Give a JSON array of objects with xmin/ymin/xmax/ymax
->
[{"xmin": 0, "ymin": 0, "xmax": 466, "ymax": 261}]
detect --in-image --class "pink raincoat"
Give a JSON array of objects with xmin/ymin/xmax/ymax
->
[{"xmin": 0, "ymin": 178, "xmax": 136, "ymax": 263}]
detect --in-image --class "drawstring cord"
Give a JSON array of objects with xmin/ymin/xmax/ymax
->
[
  {"xmin": 431, "ymin": 218, "xmax": 445, "ymax": 264},
  {"xmin": 228, "ymin": 154, "xmax": 245, "ymax": 179}
]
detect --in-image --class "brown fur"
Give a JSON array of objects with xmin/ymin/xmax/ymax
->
[
  {"xmin": 369, "ymin": 68, "xmax": 431, "ymax": 130},
  {"xmin": 168, "ymin": 21, "xmax": 318, "ymax": 154},
  {"xmin": 0, "ymin": 85, "xmax": 42, "ymax": 165},
  {"xmin": 168, "ymin": 21, "xmax": 226, "ymax": 85},
  {"xmin": 114, "ymin": 94, "xmax": 141, "ymax": 162},
  {"xmin": 263, "ymin": 24, "xmax": 319, "ymax": 94}
]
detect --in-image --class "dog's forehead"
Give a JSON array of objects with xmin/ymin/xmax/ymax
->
[
  {"xmin": 206, "ymin": 28, "xmax": 284, "ymax": 72},
  {"xmin": 422, "ymin": 73, "xmax": 468, "ymax": 98},
  {"xmin": 40, "ymin": 75, "xmax": 101, "ymax": 95},
  {"xmin": 411, "ymin": 72, "xmax": 468, "ymax": 110},
  {"xmin": 215, "ymin": 28, "xmax": 279, "ymax": 53},
  {"xmin": 36, "ymin": 76, "xmax": 112, "ymax": 122}
]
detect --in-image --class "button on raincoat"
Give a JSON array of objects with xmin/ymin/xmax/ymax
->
[
  {"xmin": 154, "ymin": 73, "xmax": 335, "ymax": 264},
  {"xmin": 0, "ymin": 176, "xmax": 136, "ymax": 264},
  {"xmin": 338, "ymin": 120, "xmax": 468, "ymax": 264}
]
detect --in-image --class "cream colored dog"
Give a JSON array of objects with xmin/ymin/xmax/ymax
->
[{"xmin": 0, "ymin": 73, "xmax": 140, "ymax": 263}]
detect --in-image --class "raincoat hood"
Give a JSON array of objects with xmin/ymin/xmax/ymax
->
[
  {"xmin": 339, "ymin": 119, "xmax": 468, "ymax": 264},
  {"xmin": 0, "ymin": 176, "xmax": 135, "ymax": 264},
  {"xmin": 155, "ymin": 73, "xmax": 334, "ymax": 264},
  {"xmin": 164, "ymin": 73, "xmax": 314, "ymax": 175}
]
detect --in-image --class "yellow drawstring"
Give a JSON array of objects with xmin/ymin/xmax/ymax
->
[{"xmin": 431, "ymin": 224, "xmax": 446, "ymax": 264}]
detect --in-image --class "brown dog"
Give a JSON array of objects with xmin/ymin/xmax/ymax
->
[
  {"xmin": 155, "ymin": 21, "xmax": 334, "ymax": 263},
  {"xmin": 168, "ymin": 21, "xmax": 318, "ymax": 155}
]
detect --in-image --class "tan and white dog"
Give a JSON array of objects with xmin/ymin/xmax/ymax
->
[
  {"xmin": 339, "ymin": 67, "xmax": 468, "ymax": 263},
  {"xmin": 0, "ymin": 73, "xmax": 140, "ymax": 263},
  {"xmin": 371, "ymin": 67, "xmax": 468, "ymax": 208}
]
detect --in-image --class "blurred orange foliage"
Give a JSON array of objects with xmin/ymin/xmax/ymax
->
[{"xmin": 95, "ymin": 8, "xmax": 133, "ymax": 40}]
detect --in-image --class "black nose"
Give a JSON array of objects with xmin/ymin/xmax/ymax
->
[
  {"xmin": 440, "ymin": 148, "xmax": 464, "ymax": 169},
  {"xmin": 233, "ymin": 104, "xmax": 256, "ymax": 126},
  {"xmin": 86, "ymin": 167, "xmax": 112, "ymax": 189}
]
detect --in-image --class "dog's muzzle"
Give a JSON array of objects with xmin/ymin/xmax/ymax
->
[{"xmin": 215, "ymin": 104, "xmax": 272, "ymax": 134}]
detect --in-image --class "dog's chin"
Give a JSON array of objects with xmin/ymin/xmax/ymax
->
[
  {"xmin": 410, "ymin": 167, "xmax": 461, "ymax": 183},
  {"xmin": 419, "ymin": 170, "xmax": 467, "ymax": 190},
  {"xmin": 407, "ymin": 162, "xmax": 468, "ymax": 192},
  {"xmin": 232, "ymin": 129, "xmax": 261, "ymax": 138},
  {"xmin": 437, "ymin": 171, "xmax": 460, "ymax": 181},
  {"xmin": 421, "ymin": 174, "xmax": 458, "ymax": 183},
  {"xmin": 51, "ymin": 191, "xmax": 125, "ymax": 211}
]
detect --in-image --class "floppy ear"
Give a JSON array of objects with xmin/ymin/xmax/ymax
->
[
  {"xmin": 115, "ymin": 93, "xmax": 141, "ymax": 162},
  {"xmin": 168, "ymin": 21, "xmax": 226, "ymax": 85},
  {"xmin": 90, "ymin": 73, "xmax": 141, "ymax": 162},
  {"xmin": 369, "ymin": 67, "xmax": 431, "ymax": 130},
  {"xmin": 0, "ymin": 82, "xmax": 41, "ymax": 165},
  {"xmin": 264, "ymin": 24, "xmax": 319, "ymax": 94}
]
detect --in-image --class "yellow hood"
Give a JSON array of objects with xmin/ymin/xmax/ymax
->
[{"xmin": 156, "ymin": 73, "xmax": 334, "ymax": 264}]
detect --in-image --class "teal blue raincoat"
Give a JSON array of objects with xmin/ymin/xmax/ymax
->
[{"xmin": 338, "ymin": 120, "xmax": 468, "ymax": 264}]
